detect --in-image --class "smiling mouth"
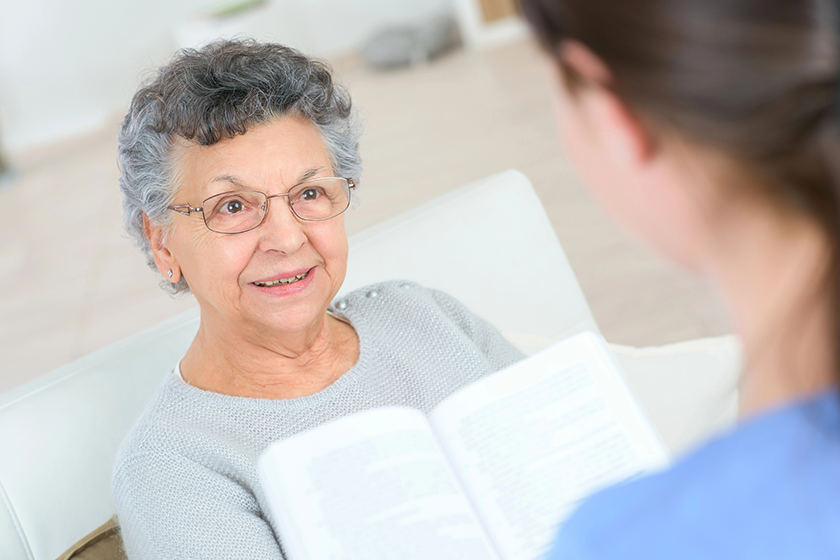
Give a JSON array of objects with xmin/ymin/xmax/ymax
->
[{"xmin": 253, "ymin": 270, "xmax": 310, "ymax": 287}]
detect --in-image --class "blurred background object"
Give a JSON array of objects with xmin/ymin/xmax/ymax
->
[
  {"xmin": 362, "ymin": 11, "xmax": 461, "ymax": 69},
  {"xmin": 175, "ymin": 0, "xmax": 272, "ymax": 49},
  {"xmin": 0, "ymin": 0, "xmax": 731, "ymax": 393},
  {"xmin": 453, "ymin": 0, "xmax": 527, "ymax": 47}
]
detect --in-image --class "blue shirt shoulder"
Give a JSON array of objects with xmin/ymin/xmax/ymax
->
[{"xmin": 548, "ymin": 391, "xmax": 840, "ymax": 560}]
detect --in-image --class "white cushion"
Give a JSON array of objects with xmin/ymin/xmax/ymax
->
[
  {"xmin": 503, "ymin": 332, "xmax": 741, "ymax": 457},
  {"xmin": 611, "ymin": 337, "xmax": 740, "ymax": 456},
  {"xmin": 0, "ymin": 312, "xmax": 198, "ymax": 560},
  {"xmin": 340, "ymin": 169, "xmax": 600, "ymax": 340}
]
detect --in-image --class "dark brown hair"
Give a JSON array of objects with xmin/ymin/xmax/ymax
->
[{"xmin": 520, "ymin": 0, "xmax": 840, "ymax": 381}]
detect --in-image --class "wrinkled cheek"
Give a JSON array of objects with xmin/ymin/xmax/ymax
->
[
  {"xmin": 330, "ymin": 234, "xmax": 349, "ymax": 289},
  {"xmin": 314, "ymin": 221, "xmax": 349, "ymax": 292}
]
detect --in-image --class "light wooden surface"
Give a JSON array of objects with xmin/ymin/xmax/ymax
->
[
  {"xmin": 478, "ymin": 0, "xmax": 519, "ymax": 22},
  {"xmin": 0, "ymin": 38, "xmax": 731, "ymax": 393}
]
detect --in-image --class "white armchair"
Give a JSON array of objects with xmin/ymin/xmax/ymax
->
[{"xmin": 0, "ymin": 170, "xmax": 739, "ymax": 560}]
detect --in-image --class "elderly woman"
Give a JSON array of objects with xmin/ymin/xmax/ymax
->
[{"xmin": 112, "ymin": 39, "xmax": 522, "ymax": 558}]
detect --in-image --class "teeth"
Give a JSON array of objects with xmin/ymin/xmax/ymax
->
[{"xmin": 254, "ymin": 271, "xmax": 309, "ymax": 287}]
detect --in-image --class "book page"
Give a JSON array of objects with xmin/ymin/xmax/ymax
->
[
  {"xmin": 430, "ymin": 332, "xmax": 669, "ymax": 560},
  {"xmin": 259, "ymin": 406, "xmax": 500, "ymax": 560}
]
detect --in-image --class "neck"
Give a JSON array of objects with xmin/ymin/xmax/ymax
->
[
  {"xmin": 707, "ymin": 201, "xmax": 835, "ymax": 416},
  {"xmin": 180, "ymin": 311, "xmax": 359, "ymax": 399}
]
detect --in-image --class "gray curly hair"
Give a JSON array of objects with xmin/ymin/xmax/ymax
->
[{"xmin": 118, "ymin": 39, "xmax": 363, "ymax": 295}]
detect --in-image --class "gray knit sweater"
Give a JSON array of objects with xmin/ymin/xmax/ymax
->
[{"xmin": 113, "ymin": 280, "xmax": 524, "ymax": 559}]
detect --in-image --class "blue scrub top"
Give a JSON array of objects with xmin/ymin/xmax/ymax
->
[{"xmin": 547, "ymin": 390, "xmax": 840, "ymax": 559}]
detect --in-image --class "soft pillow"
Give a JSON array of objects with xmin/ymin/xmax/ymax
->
[
  {"xmin": 55, "ymin": 516, "xmax": 126, "ymax": 560},
  {"xmin": 502, "ymin": 331, "xmax": 741, "ymax": 456},
  {"xmin": 609, "ymin": 336, "xmax": 740, "ymax": 456}
]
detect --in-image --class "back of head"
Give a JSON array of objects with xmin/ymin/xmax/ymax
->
[
  {"xmin": 519, "ymin": 0, "xmax": 838, "ymax": 201},
  {"xmin": 118, "ymin": 39, "xmax": 363, "ymax": 294},
  {"xmin": 519, "ymin": 0, "xmax": 840, "ymax": 380}
]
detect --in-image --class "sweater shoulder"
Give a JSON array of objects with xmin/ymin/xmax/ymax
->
[
  {"xmin": 334, "ymin": 280, "xmax": 481, "ymax": 334},
  {"xmin": 114, "ymin": 374, "xmax": 188, "ymax": 469}
]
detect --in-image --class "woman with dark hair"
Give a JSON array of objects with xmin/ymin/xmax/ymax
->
[
  {"xmin": 517, "ymin": 0, "xmax": 840, "ymax": 557},
  {"xmin": 111, "ymin": 39, "xmax": 522, "ymax": 558}
]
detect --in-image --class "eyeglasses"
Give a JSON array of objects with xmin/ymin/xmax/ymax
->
[{"xmin": 167, "ymin": 177, "xmax": 356, "ymax": 234}]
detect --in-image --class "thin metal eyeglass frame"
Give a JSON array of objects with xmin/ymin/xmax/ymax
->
[{"xmin": 167, "ymin": 177, "xmax": 356, "ymax": 234}]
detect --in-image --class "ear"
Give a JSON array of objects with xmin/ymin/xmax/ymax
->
[
  {"xmin": 558, "ymin": 40, "xmax": 656, "ymax": 167},
  {"xmin": 143, "ymin": 214, "xmax": 181, "ymax": 284}
]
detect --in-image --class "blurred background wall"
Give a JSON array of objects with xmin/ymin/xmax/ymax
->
[{"xmin": 0, "ymin": 0, "xmax": 453, "ymax": 153}]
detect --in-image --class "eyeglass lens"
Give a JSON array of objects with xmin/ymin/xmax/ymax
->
[{"xmin": 202, "ymin": 178, "xmax": 350, "ymax": 234}]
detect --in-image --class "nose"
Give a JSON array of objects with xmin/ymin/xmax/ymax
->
[{"xmin": 256, "ymin": 195, "xmax": 306, "ymax": 254}]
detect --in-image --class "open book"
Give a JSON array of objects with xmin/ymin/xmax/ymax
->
[{"xmin": 258, "ymin": 332, "xmax": 669, "ymax": 560}]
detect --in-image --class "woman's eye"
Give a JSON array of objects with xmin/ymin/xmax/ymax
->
[
  {"xmin": 300, "ymin": 188, "xmax": 321, "ymax": 201},
  {"xmin": 213, "ymin": 197, "xmax": 251, "ymax": 216},
  {"xmin": 224, "ymin": 199, "xmax": 244, "ymax": 214}
]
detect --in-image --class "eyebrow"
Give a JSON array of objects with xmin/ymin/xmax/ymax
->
[
  {"xmin": 298, "ymin": 167, "xmax": 325, "ymax": 182},
  {"xmin": 206, "ymin": 167, "xmax": 328, "ymax": 192}
]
